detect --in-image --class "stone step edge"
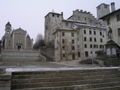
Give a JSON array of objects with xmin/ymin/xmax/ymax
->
[
  {"xmin": 11, "ymin": 84, "xmax": 120, "ymax": 90},
  {"xmin": 12, "ymin": 81, "xmax": 120, "ymax": 89},
  {"xmin": 12, "ymin": 73, "xmax": 120, "ymax": 80},
  {"xmin": 12, "ymin": 77, "xmax": 120, "ymax": 85}
]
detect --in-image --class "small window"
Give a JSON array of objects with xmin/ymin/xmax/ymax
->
[
  {"xmin": 104, "ymin": 5, "xmax": 108, "ymax": 8},
  {"xmin": 84, "ymin": 37, "xmax": 87, "ymax": 41},
  {"xmin": 100, "ymin": 45, "xmax": 103, "ymax": 49},
  {"xmin": 85, "ymin": 51, "xmax": 89, "ymax": 57},
  {"xmin": 84, "ymin": 30, "xmax": 86, "ymax": 34},
  {"xmin": 94, "ymin": 38, "xmax": 97, "ymax": 42},
  {"xmin": 63, "ymin": 54, "xmax": 65, "ymax": 57},
  {"xmin": 72, "ymin": 54, "xmax": 75, "ymax": 60},
  {"xmin": 100, "ymin": 38, "xmax": 103, "ymax": 42},
  {"xmin": 90, "ymin": 37, "xmax": 92, "ymax": 42},
  {"xmin": 89, "ymin": 31, "xmax": 92, "ymax": 35},
  {"xmin": 72, "ymin": 46, "xmax": 75, "ymax": 50},
  {"xmin": 100, "ymin": 32, "xmax": 102, "ymax": 36},
  {"xmin": 72, "ymin": 40, "xmax": 74, "ymax": 44},
  {"xmin": 62, "ymin": 32, "xmax": 65, "ymax": 36},
  {"xmin": 90, "ymin": 44, "xmax": 92, "ymax": 48},
  {"xmin": 62, "ymin": 39, "xmax": 64, "ymax": 44},
  {"xmin": 78, "ymin": 52, "xmax": 80, "ymax": 57},
  {"xmin": 62, "ymin": 46, "xmax": 65, "ymax": 50},
  {"xmin": 94, "ymin": 31, "xmax": 96, "ymax": 35},
  {"xmin": 84, "ymin": 44, "xmax": 87, "ymax": 48},
  {"xmin": 71, "ymin": 32, "xmax": 74, "ymax": 37}
]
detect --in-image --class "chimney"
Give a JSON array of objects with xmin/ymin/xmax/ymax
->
[{"xmin": 111, "ymin": 2, "xmax": 115, "ymax": 12}]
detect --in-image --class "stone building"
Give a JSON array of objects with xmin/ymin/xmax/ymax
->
[
  {"xmin": 2, "ymin": 22, "xmax": 33, "ymax": 50},
  {"xmin": 0, "ymin": 22, "xmax": 46, "ymax": 61},
  {"xmin": 46, "ymin": 10, "xmax": 107, "ymax": 61},
  {"xmin": 45, "ymin": 12, "xmax": 63, "ymax": 43},
  {"xmin": 97, "ymin": 2, "xmax": 120, "ymax": 46}
]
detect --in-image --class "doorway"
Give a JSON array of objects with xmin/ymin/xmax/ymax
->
[{"xmin": 17, "ymin": 45, "xmax": 21, "ymax": 50}]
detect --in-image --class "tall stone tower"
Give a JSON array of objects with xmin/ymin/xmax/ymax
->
[
  {"xmin": 44, "ymin": 12, "xmax": 63, "ymax": 43},
  {"xmin": 3, "ymin": 22, "xmax": 12, "ymax": 49},
  {"xmin": 97, "ymin": 3, "xmax": 110, "ymax": 19},
  {"xmin": 5, "ymin": 22, "xmax": 12, "ymax": 35}
]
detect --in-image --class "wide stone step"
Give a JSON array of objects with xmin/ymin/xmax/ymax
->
[
  {"xmin": 12, "ymin": 69, "xmax": 119, "ymax": 75},
  {"xmin": 12, "ymin": 71, "xmax": 120, "ymax": 79},
  {"xmin": 11, "ymin": 68, "xmax": 120, "ymax": 90},
  {"xmin": 86, "ymin": 86, "xmax": 120, "ymax": 90},
  {"xmin": 12, "ymin": 82, "xmax": 120, "ymax": 90},
  {"xmin": 12, "ymin": 74, "xmax": 120, "ymax": 84},
  {"xmin": 11, "ymin": 79, "xmax": 120, "ymax": 89}
]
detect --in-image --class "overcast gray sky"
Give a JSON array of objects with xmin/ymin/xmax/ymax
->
[{"xmin": 0, "ymin": 0, "xmax": 120, "ymax": 41}]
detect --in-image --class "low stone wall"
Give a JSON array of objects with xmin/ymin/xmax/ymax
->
[{"xmin": 1, "ymin": 50, "xmax": 46, "ymax": 61}]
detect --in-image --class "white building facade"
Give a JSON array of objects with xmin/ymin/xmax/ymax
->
[{"xmin": 97, "ymin": 2, "xmax": 120, "ymax": 46}]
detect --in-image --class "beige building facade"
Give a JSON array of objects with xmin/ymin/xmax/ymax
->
[{"xmin": 49, "ymin": 10, "xmax": 107, "ymax": 61}]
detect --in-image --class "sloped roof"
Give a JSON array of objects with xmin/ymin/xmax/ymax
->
[{"xmin": 106, "ymin": 40, "xmax": 120, "ymax": 48}]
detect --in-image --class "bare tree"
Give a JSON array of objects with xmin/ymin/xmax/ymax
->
[{"xmin": 33, "ymin": 34, "xmax": 45, "ymax": 49}]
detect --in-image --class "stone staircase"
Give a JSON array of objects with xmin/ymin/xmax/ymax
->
[
  {"xmin": 11, "ymin": 68, "xmax": 120, "ymax": 90},
  {"xmin": 0, "ymin": 68, "xmax": 11, "ymax": 90}
]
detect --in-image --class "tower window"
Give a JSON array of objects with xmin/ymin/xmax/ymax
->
[
  {"xmin": 52, "ymin": 14, "xmax": 54, "ymax": 17},
  {"xmin": 116, "ymin": 14, "xmax": 120, "ymax": 21}
]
